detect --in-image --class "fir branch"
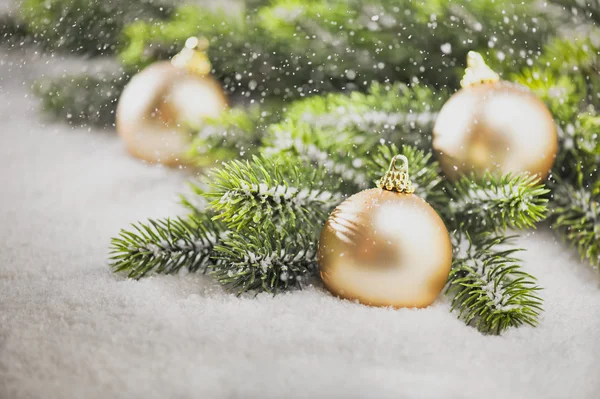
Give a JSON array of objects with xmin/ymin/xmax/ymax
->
[
  {"xmin": 550, "ymin": 182, "xmax": 600, "ymax": 269},
  {"xmin": 540, "ymin": 37, "xmax": 600, "ymax": 76},
  {"xmin": 448, "ymin": 173, "xmax": 549, "ymax": 233},
  {"xmin": 118, "ymin": 0, "xmax": 555, "ymax": 98},
  {"xmin": 447, "ymin": 233, "xmax": 543, "ymax": 335},
  {"xmin": 284, "ymin": 83, "xmax": 443, "ymax": 149},
  {"xmin": 185, "ymin": 107, "xmax": 269, "ymax": 167},
  {"xmin": 512, "ymin": 67, "xmax": 586, "ymax": 125},
  {"xmin": 263, "ymin": 121, "xmax": 376, "ymax": 191},
  {"xmin": 549, "ymin": 0, "xmax": 600, "ymax": 25},
  {"xmin": 19, "ymin": 0, "xmax": 174, "ymax": 55},
  {"xmin": 553, "ymin": 112, "xmax": 600, "ymax": 184},
  {"xmin": 109, "ymin": 214, "xmax": 226, "ymax": 279},
  {"xmin": 538, "ymin": 36, "xmax": 600, "ymax": 109},
  {"xmin": 201, "ymin": 156, "xmax": 343, "ymax": 231},
  {"xmin": 119, "ymin": 5, "xmax": 284, "ymax": 97},
  {"xmin": 28, "ymin": 0, "xmax": 558, "ymax": 125},
  {"xmin": 34, "ymin": 72, "xmax": 128, "ymax": 127},
  {"xmin": 257, "ymin": 0, "xmax": 554, "ymax": 90},
  {"xmin": 263, "ymin": 86, "xmax": 445, "ymax": 195},
  {"xmin": 0, "ymin": 13, "xmax": 28, "ymax": 43},
  {"xmin": 212, "ymin": 223, "xmax": 318, "ymax": 294}
]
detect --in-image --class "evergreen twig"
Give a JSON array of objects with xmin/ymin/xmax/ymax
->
[
  {"xmin": 551, "ymin": 182, "xmax": 600, "ymax": 269},
  {"xmin": 34, "ymin": 73, "xmax": 128, "ymax": 126},
  {"xmin": 185, "ymin": 107, "xmax": 270, "ymax": 167},
  {"xmin": 18, "ymin": 0, "xmax": 174, "ymax": 55},
  {"xmin": 213, "ymin": 223, "xmax": 318, "ymax": 295},
  {"xmin": 0, "ymin": 14, "xmax": 28, "ymax": 43},
  {"xmin": 549, "ymin": 0, "xmax": 600, "ymax": 25},
  {"xmin": 448, "ymin": 173, "xmax": 549, "ymax": 232},
  {"xmin": 447, "ymin": 232, "xmax": 543, "ymax": 335},
  {"xmin": 201, "ymin": 156, "xmax": 343, "ymax": 231},
  {"xmin": 109, "ymin": 214, "xmax": 226, "ymax": 279},
  {"xmin": 284, "ymin": 83, "xmax": 444, "ymax": 149},
  {"xmin": 263, "ymin": 121, "xmax": 376, "ymax": 191},
  {"xmin": 29, "ymin": 0, "xmax": 556, "ymax": 125}
]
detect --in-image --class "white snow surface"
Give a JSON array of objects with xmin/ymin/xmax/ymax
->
[{"xmin": 1, "ymin": 47, "xmax": 600, "ymax": 399}]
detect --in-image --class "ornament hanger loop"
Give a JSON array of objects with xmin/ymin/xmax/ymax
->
[
  {"xmin": 377, "ymin": 154, "xmax": 414, "ymax": 194},
  {"xmin": 388, "ymin": 154, "xmax": 409, "ymax": 173}
]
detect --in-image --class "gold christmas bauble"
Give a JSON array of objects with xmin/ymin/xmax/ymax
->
[
  {"xmin": 116, "ymin": 38, "xmax": 228, "ymax": 166},
  {"xmin": 432, "ymin": 52, "xmax": 558, "ymax": 180},
  {"xmin": 318, "ymin": 156, "xmax": 452, "ymax": 308}
]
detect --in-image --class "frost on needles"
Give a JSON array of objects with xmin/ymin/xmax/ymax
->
[
  {"xmin": 110, "ymin": 214, "xmax": 227, "ymax": 279},
  {"xmin": 202, "ymin": 156, "xmax": 342, "ymax": 231},
  {"xmin": 447, "ymin": 233, "xmax": 543, "ymax": 335},
  {"xmin": 14, "ymin": 0, "xmax": 598, "ymax": 335},
  {"xmin": 111, "ymin": 155, "xmax": 344, "ymax": 294},
  {"xmin": 109, "ymin": 134, "xmax": 551, "ymax": 335}
]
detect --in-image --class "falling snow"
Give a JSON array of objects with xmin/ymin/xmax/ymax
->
[{"xmin": 1, "ymin": 0, "xmax": 600, "ymax": 398}]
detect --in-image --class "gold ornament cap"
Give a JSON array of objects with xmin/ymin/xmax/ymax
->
[
  {"xmin": 376, "ymin": 154, "xmax": 414, "ymax": 193},
  {"xmin": 460, "ymin": 51, "xmax": 500, "ymax": 88},
  {"xmin": 171, "ymin": 37, "xmax": 212, "ymax": 75}
]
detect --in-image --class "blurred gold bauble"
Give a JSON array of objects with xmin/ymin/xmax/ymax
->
[
  {"xmin": 116, "ymin": 37, "xmax": 228, "ymax": 166},
  {"xmin": 432, "ymin": 51, "xmax": 558, "ymax": 180},
  {"xmin": 318, "ymin": 156, "xmax": 452, "ymax": 308}
]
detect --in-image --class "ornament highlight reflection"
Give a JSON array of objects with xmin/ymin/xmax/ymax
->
[{"xmin": 433, "ymin": 82, "xmax": 557, "ymax": 180}]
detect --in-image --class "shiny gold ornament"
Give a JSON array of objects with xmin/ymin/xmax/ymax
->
[
  {"xmin": 116, "ymin": 37, "xmax": 228, "ymax": 166},
  {"xmin": 318, "ymin": 155, "xmax": 452, "ymax": 308},
  {"xmin": 432, "ymin": 51, "xmax": 558, "ymax": 180}
]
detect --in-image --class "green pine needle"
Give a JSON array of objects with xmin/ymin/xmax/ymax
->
[
  {"xmin": 202, "ymin": 155, "xmax": 343, "ymax": 231},
  {"xmin": 185, "ymin": 107, "xmax": 269, "ymax": 167},
  {"xmin": 109, "ymin": 214, "xmax": 226, "ymax": 279},
  {"xmin": 263, "ymin": 119, "xmax": 383, "ymax": 192},
  {"xmin": 551, "ymin": 182, "xmax": 600, "ymax": 269},
  {"xmin": 19, "ymin": 0, "xmax": 174, "ymax": 55},
  {"xmin": 448, "ymin": 173, "xmax": 550, "ymax": 232},
  {"xmin": 547, "ymin": 0, "xmax": 600, "ymax": 25},
  {"xmin": 284, "ymin": 82, "xmax": 443, "ymax": 150},
  {"xmin": 212, "ymin": 223, "xmax": 318, "ymax": 295},
  {"xmin": 447, "ymin": 233, "xmax": 543, "ymax": 335},
  {"xmin": 34, "ymin": 73, "xmax": 128, "ymax": 126}
]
